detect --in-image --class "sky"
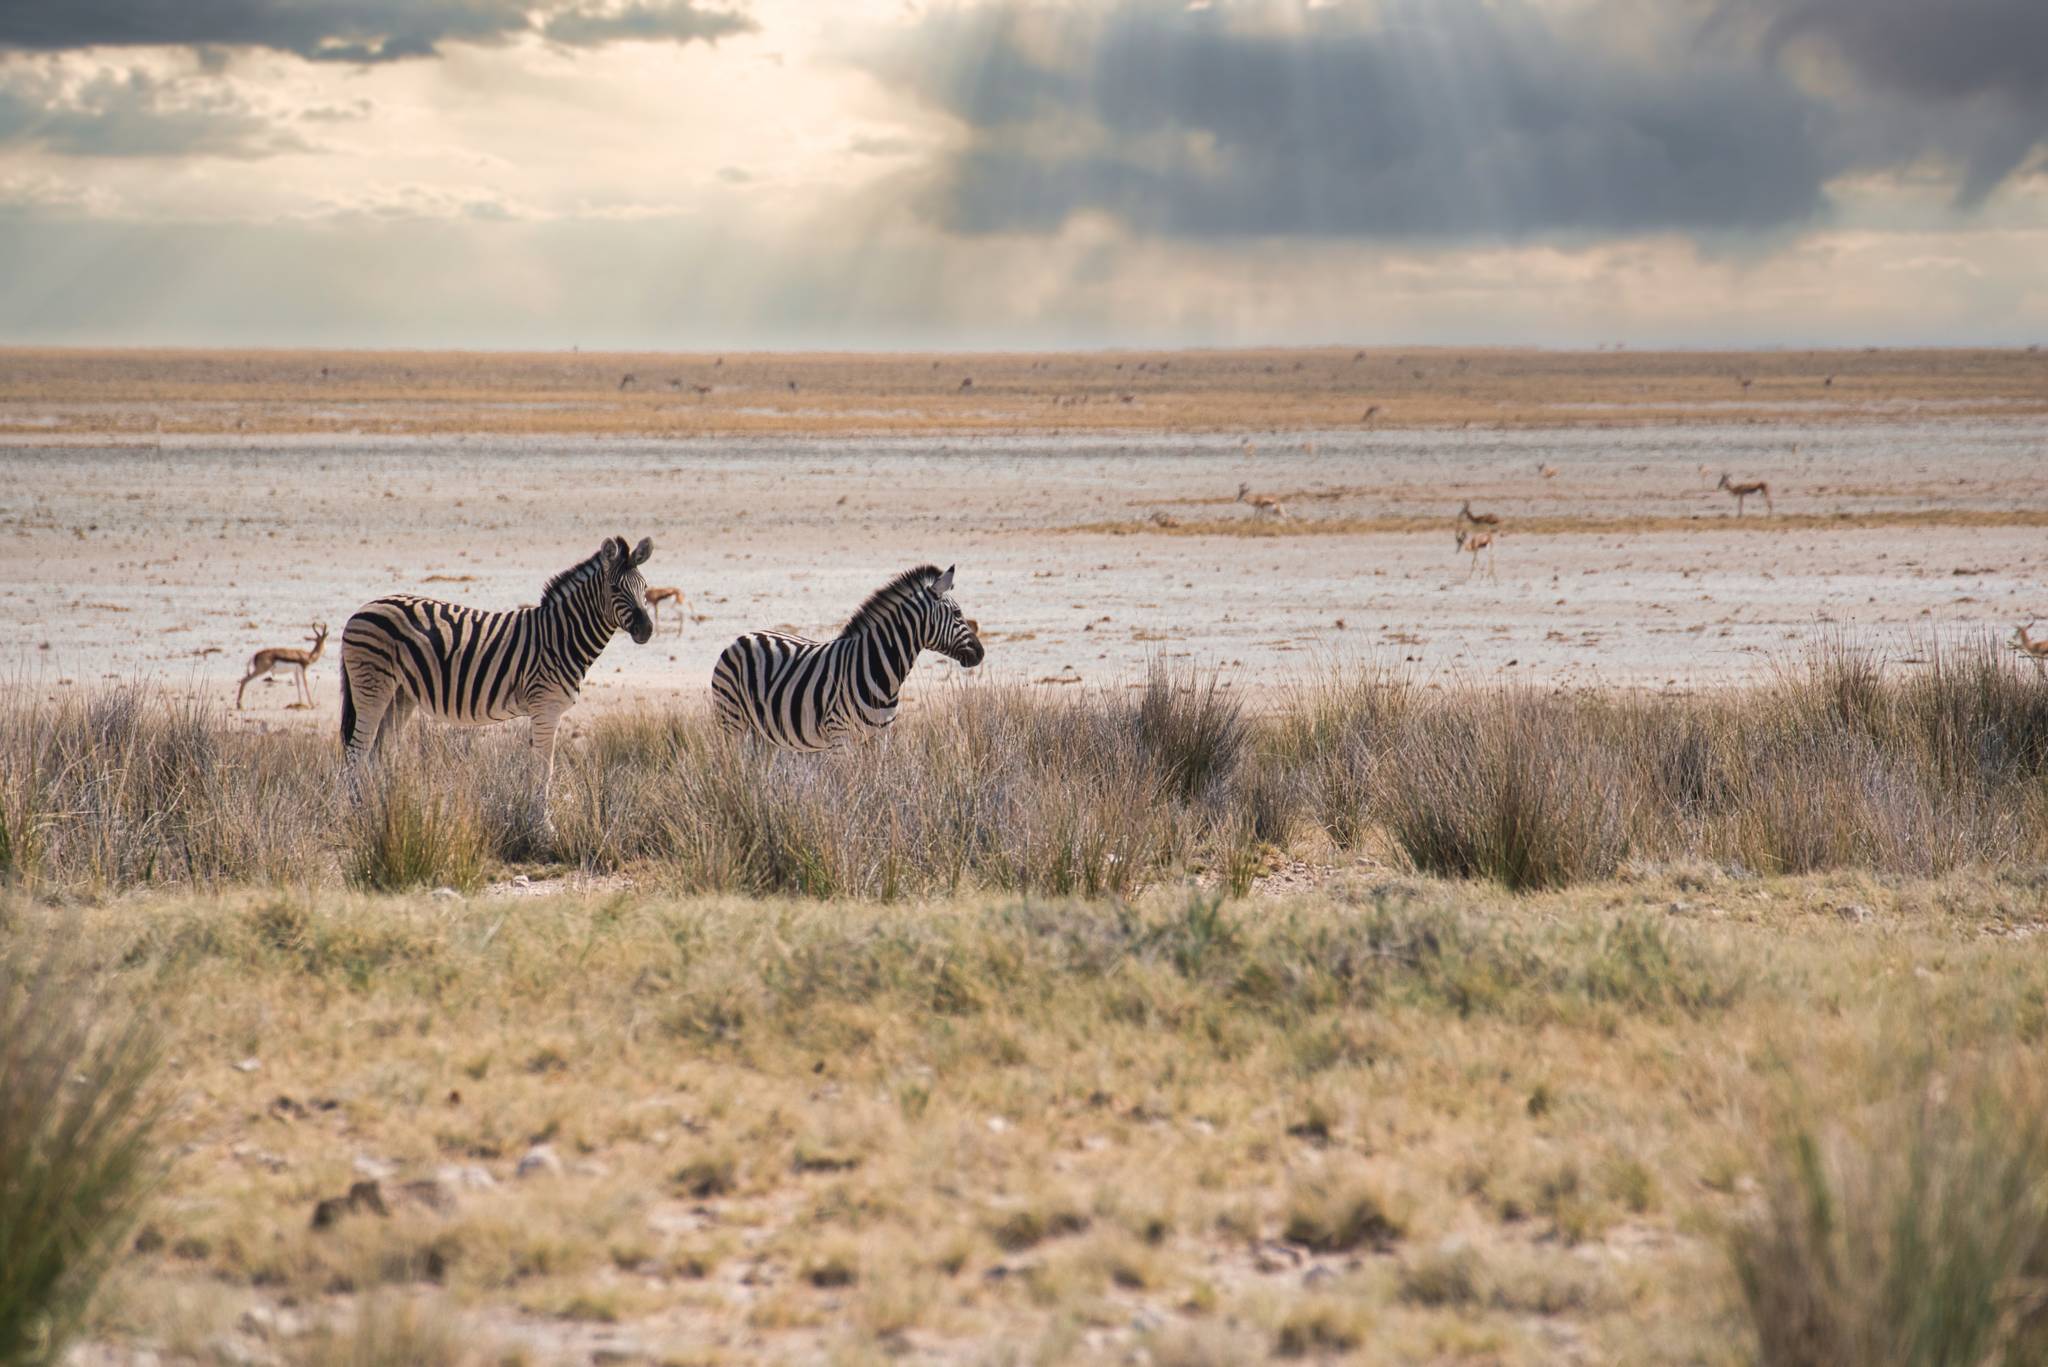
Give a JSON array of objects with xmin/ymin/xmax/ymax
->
[{"xmin": 0, "ymin": 0, "xmax": 2042, "ymax": 349}]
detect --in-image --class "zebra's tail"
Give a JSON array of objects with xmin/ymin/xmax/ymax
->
[{"xmin": 339, "ymin": 658, "xmax": 356, "ymax": 751}]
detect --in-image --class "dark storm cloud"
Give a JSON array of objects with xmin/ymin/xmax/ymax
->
[
  {"xmin": 0, "ymin": 0, "xmax": 754, "ymax": 64},
  {"xmin": 0, "ymin": 66, "xmax": 300, "ymax": 157},
  {"xmin": 541, "ymin": 2, "xmax": 755, "ymax": 49},
  {"xmin": 888, "ymin": 0, "xmax": 1834, "ymax": 240},
  {"xmin": 1736, "ymin": 0, "xmax": 2048, "ymax": 206},
  {"xmin": 887, "ymin": 0, "xmax": 2045, "ymax": 242}
]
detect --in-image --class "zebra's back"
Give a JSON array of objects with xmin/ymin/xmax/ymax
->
[{"xmin": 342, "ymin": 594, "xmax": 533, "ymax": 725}]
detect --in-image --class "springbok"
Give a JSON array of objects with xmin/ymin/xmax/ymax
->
[
  {"xmin": 1237, "ymin": 482, "xmax": 1287, "ymax": 519},
  {"xmin": 1458, "ymin": 500, "xmax": 1501, "ymax": 528},
  {"xmin": 2014, "ymin": 624, "xmax": 2048, "ymax": 673},
  {"xmin": 645, "ymin": 586, "xmax": 690, "ymax": 632},
  {"xmin": 1455, "ymin": 528, "xmax": 1497, "ymax": 581},
  {"xmin": 1717, "ymin": 473, "xmax": 1774, "ymax": 516},
  {"xmin": 237, "ymin": 623, "xmax": 327, "ymax": 710}
]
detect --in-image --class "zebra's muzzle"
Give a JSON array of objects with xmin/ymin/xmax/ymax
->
[
  {"xmin": 948, "ymin": 635, "xmax": 985, "ymax": 668},
  {"xmin": 627, "ymin": 612, "xmax": 654, "ymax": 645}
]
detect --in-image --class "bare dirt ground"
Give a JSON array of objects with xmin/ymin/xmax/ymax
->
[{"xmin": 3, "ymin": 348, "xmax": 2046, "ymax": 729}]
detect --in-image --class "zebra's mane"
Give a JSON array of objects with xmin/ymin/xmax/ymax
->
[
  {"xmin": 840, "ymin": 564, "xmax": 941, "ymax": 638},
  {"xmin": 540, "ymin": 539, "xmax": 618, "ymax": 605}
]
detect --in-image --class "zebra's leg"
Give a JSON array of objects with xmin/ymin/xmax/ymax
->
[
  {"xmin": 342, "ymin": 676, "xmax": 382, "ymax": 796},
  {"xmin": 528, "ymin": 703, "xmax": 567, "ymax": 835},
  {"xmin": 376, "ymin": 692, "xmax": 416, "ymax": 755}
]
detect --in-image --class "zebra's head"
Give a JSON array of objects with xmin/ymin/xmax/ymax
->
[
  {"xmin": 925, "ymin": 565, "xmax": 984, "ymax": 667},
  {"xmin": 606, "ymin": 535, "xmax": 657, "ymax": 644}
]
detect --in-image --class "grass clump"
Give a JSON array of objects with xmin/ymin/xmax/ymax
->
[
  {"xmin": 345, "ymin": 781, "xmax": 487, "ymax": 894},
  {"xmin": 0, "ymin": 949, "xmax": 161, "ymax": 1366},
  {"xmin": 1732, "ymin": 1069, "xmax": 2048, "ymax": 1366},
  {"xmin": 1273, "ymin": 1298, "xmax": 1371, "ymax": 1357},
  {"xmin": 1280, "ymin": 1174, "xmax": 1405, "ymax": 1253},
  {"xmin": 295, "ymin": 1293, "xmax": 472, "ymax": 1367}
]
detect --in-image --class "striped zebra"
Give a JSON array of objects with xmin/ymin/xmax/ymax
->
[
  {"xmin": 710, "ymin": 564, "xmax": 984, "ymax": 749},
  {"xmin": 339, "ymin": 536, "xmax": 656, "ymax": 810}
]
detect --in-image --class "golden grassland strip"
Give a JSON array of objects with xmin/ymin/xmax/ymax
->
[
  {"xmin": 1065, "ymin": 508, "xmax": 2048, "ymax": 538},
  {"xmin": 7, "ymin": 646, "xmax": 2048, "ymax": 898},
  {"xmin": 1, "ymin": 345, "xmax": 2043, "ymax": 437},
  {"xmin": 11, "ymin": 871, "xmax": 2048, "ymax": 1365}
]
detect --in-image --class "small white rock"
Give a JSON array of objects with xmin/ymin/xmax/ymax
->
[
  {"xmin": 515, "ymin": 1144, "xmax": 563, "ymax": 1179},
  {"xmin": 436, "ymin": 1162, "xmax": 497, "ymax": 1191},
  {"xmin": 233, "ymin": 1057, "xmax": 261, "ymax": 1073},
  {"xmin": 352, "ymin": 1154, "xmax": 396, "ymax": 1182}
]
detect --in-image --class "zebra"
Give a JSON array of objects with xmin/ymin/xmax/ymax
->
[
  {"xmin": 710, "ymin": 563, "xmax": 984, "ymax": 749},
  {"xmin": 339, "ymin": 536, "xmax": 656, "ymax": 814}
]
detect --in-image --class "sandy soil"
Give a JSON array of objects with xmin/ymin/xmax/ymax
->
[{"xmin": 6, "ymin": 409, "xmax": 2046, "ymax": 728}]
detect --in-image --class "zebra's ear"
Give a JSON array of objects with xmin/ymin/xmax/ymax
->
[
  {"xmin": 629, "ymin": 537, "xmax": 653, "ymax": 567},
  {"xmin": 603, "ymin": 536, "xmax": 626, "ymax": 563},
  {"xmin": 932, "ymin": 565, "xmax": 955, "ymax": 594}
]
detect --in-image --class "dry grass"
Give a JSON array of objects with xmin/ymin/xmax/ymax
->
[
  {"xmin": 2, "ymin": 346, "xmax": 2042, "ymax": 438},
  {"xmin": 7, "ymin": 866, "xmax": 2048, "ymax": 1362},
  {"xmin": 0, "ymin": 946, "xmax": 162, "ymax": 1365},
  {"xmin": 1734, "ymin": 1067, "xmax": 2048, "ymax": 1366},
  {"xmin": 5, "ymin": 640, "xmax": 2046, "ymax": 897}
]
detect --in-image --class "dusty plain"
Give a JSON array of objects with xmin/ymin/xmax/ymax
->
[{"xmin": 4, "ymin": 346, "xmax": 2047, "ymax": 721}]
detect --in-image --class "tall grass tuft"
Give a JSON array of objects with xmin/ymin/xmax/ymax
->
[
  {"xmin": 344, "ymin": 773, "xmax": 487, "ymax": 893},
  {"xmin": 0, "ymin": 950, "xmax": 161, "ymax": 1365},
  {"xmin": 1379, "ymin": 694, "xmax": 1633, "ymax": 890},
  {"xmin": 1136, "ymin": 663, "xmax": 1249, "ymax": 803},
  {"xmin": 1732, "ymin": 1070, "xmax": 2048, "ymax": 1366}
]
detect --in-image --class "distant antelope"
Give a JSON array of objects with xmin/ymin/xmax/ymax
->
[
  {"xmin": 2014, "ymin": 624, "xmax": 2048, "ymax": 673},
  {"xmin": 237, "ymin": 622, "xmax": 327, "ymax": 710},
  {"xmin": 1455, "ymin": 528, "xmax": 1497, "ymax": 581},
  {"xmin": 1716, "ymin": 473, "xmax": 1774, "ymax": 516},
  {"xmin": 645, "ymin": 585, "xmax": 690, "ymax": 631},
  {"xmin": 1237, "ymin": 483, "xmax": 1287, "ymax": 519},
  {"xmin": 1537, "ymin": 464, "xmax": 1559, "ymax": 479},
  {"xmin": 1458, "ymin": 500, "xmax": 1501, "ymax": 528}
]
